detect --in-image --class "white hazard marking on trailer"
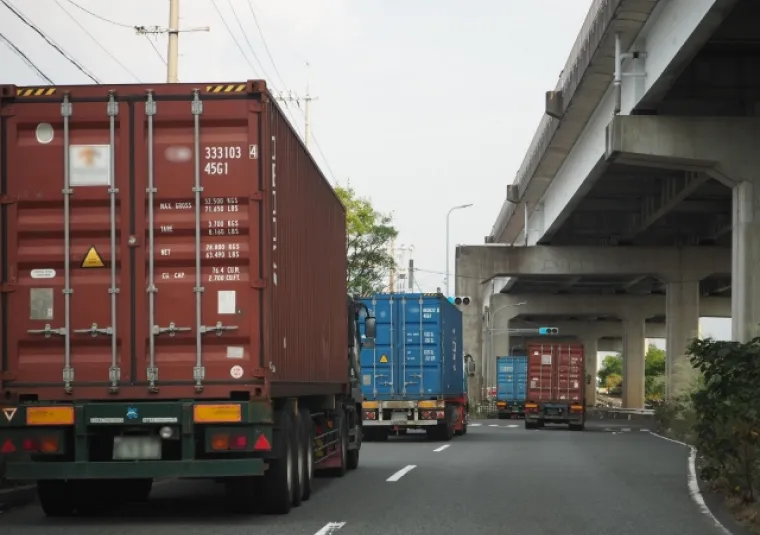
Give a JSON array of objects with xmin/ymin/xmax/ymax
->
[
  {"xmin": 386, "ymin": 464, "xmax": 416, "ymax": 482},
  {"xmin": 433, "ymin": 445, "xmax": 450, "ymax": 452},
  {"xmin": 313, "ymin": 522, "xmax": 346, "ymax": 535},
  {"xmin": 230, "ymin": 365, "xmax": 244, "ymax": 379},
  {"xmin": 2, "ymin": 408, "xmax": 17, "ymax": 422}
]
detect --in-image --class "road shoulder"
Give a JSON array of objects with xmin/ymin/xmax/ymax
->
[{"xmin": 0, "ymin": 484, "xmax": 36, "ymax": 513}]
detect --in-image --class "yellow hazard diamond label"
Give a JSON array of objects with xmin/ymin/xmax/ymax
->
[
  {"xmin": 81, "ymin": 246, "xmax": 105, "ymax": 268},
  {"xmin": 379, "ymin": 355, "xmax": 388, "ymax": 363}
]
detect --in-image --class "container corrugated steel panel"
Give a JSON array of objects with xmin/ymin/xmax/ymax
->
[
  {"xmin": 358, "ymin": 293, "xmax": 464, "ymax": 400},
  {"xmin": 0, "ymin": 81, "xmax": 347, "ymax": 402},
  {"xmin": 526, "ymin": 343, "xmax": 584, "ymax": 405},
  {"xmin": 496, "ymin": 355, "xmax": 527, "ymax": 403}
]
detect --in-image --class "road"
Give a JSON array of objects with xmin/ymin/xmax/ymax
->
[{"xmin": 0, "ymin": 419, "xmax": 730, "ymax": 535}]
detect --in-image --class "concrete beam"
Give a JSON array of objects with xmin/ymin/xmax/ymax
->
[
  {"xmin": 605, "ymin": 115, "xmax": 760, "ymax": 186},
  {"xmin": 457, "ymin": 245, "xmax": 730, "ymax": 282},
  {"xmin": 491, "ymin": 293, "xmax": 730, "ymax": 319}
]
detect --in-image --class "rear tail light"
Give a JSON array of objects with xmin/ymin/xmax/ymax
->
[
  {"xmin": 436, "ymin": 411, "xmax": 445, "ymax": 419},
  {"xmin": 253, "ymin": 434, "xmax": 271, "ymax": 451},
  {"xmin": 363, "ymin": 410, "xmax": 376, "ymax": 420},
  {"xmin": 211, "ymin": 433, "xmax": 250, "ymax": 451},
  {"xmin": 18, "ymin": 436, "xmax": 59, "ymax": 453},
  {"xmin": 570, "ymin": 404, "xmax": 583, "ymax": 412},
  {"xmin": 1, "ymin": 438, "xmax": 15, "ymax": 454},
  {"xmin": 22, "ymin": 438, "xmax": 38, "ymax": 452}
]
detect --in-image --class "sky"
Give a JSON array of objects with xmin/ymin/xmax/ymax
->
[{"xmin": 0, "ymin": 0, "xmax": 731, "ymax": 343}]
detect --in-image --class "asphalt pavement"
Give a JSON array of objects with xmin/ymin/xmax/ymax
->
[{"xmin": 0, "ymin": 419, "xmax": 733, "ymax": 535}]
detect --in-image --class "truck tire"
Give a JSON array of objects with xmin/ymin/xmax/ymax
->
[
  {"xmin": 291, "ymin": 409, "xmax": 305, "ymax": 508},
  {"xmin": 37, "ymin": 480, "xmax": 75, "ymax": 517},
  {"xmin": 263, "ymin": 408, "xmax": 297, "ymax": 515},
  {"xmin": 299, "ymin": 407, "xmax": 314, "ymax": 501}
]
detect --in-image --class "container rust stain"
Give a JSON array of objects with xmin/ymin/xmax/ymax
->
[{"xmin": 0, "ymin": 81, "xmax": 347, "ymax": 401}]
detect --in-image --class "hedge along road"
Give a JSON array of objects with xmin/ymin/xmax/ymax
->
[{"xmin": 0, "ymin": 421, "xmax": 735, "ymax": 535}]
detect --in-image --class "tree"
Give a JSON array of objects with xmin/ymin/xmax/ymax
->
[
  {"xmin": 334, "ymin": 184, "xmax": 398, "ymax": 294},
  {"xmin": 597, "ymin": 355, "xmax": 622, "ymax": 388},
  {"xmin": 645, "ymin": 344, "xmax": 666, "ymax": 400}
]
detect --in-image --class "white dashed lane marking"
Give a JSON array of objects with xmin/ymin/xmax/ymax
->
[{"xmin": 387, "ymin": 464, "xmax": 416, "ymax": 482}]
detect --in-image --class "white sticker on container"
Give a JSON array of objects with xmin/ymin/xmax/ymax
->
[
  {"xmin": 70, "ymin": 145, "xmax": 111, "ymax": 187},
  {"xmin": 217, "ymin": 290, "xmax": 236, "ymax": 315},
  {"xmin": 230, "ymin": 365, "xmax": 244, "ymax": 379},
  {"xmin": 31, "ymin": 269, "xmax": 56, "ymax": 279},
  {"xmin": 226, "ymin": 346, "xmax": 244, "ymax": 359},
  {"xmin": 541, "ymin": 354, "xmax": 552, "ymax": 365}
]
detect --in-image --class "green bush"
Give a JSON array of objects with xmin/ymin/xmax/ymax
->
[{"xmin": 688, "ymin": 337, "xmax": 760, "ymax": 503}]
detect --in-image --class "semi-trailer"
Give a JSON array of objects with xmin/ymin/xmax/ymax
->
[
  {"xmin": 358, "ymin": 292, "xmax": 468, "ymax": 441},
  {"xmin": 495, "ymin": 355, "xmax": 527, "ymax": 419},
  {"xmin": 523, "ymin": 342, "xmax": 585, "ymax": 430},
  {"xmin": 0, "ymin": 80, "xmax": 377, "ymax": 516}
]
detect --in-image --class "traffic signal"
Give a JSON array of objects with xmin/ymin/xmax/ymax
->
[
  {"xmin": 451, "ymin": 296, "xmax": 471, "ymax": 306},
  {"xmin": 538, "ymin": 327, "xmax": 559, "ymax": 335}
]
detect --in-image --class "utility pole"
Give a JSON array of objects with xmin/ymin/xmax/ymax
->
[
  {"xmin": 408, "ymin": 258, "xmax": 414, "ymax": 290},
  {"xmin": 275, "ymin": 63, "xmax": 319, "ymax": 149},
  {"xmin": 135, "ymin": 0, "xmax": 210, "ymax": 83}
]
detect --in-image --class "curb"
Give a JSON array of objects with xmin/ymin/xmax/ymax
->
[{"xmin": 0, "ymin": 484, "xmax": 36, "ymax": 512}]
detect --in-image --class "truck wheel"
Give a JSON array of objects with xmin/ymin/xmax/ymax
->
[
  {"xmin": 291, "ymin": 409, "xmax": 305, "ymax": 508},
  {"xmin": 37, "ymin": 480, "xmax": 75, "ymax": 517},
  {"xmin": 299, "ymin": 407, "xmax": 314, "ymax": 501},
  {"xmin": 263, "ymin": 408, "xmax": 297, "ymax": 515},
  {"xmin": 525, "ymin": 421, "xmax": 535, "ymax": 430}
]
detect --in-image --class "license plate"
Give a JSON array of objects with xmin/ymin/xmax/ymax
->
[
  {"xmin": 390, "ymin": 411, "xmax": 407, "ymax": 425},
  {"xmin": 113, "ymin": 436, "xmax": 162, "ymax": 460}
]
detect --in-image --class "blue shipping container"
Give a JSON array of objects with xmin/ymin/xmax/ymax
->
[
  {"xmin": 496, "ymin": 356, "xmax": 528, "ymax": 403},
  {"xmin": 358, "ymin": 293, "xmax": 465, "ymax": 400}
]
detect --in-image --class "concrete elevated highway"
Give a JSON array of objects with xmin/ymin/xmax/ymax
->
[{"xmin": 457, "ymin": 0, "xmax": 760, "ymax": 408}]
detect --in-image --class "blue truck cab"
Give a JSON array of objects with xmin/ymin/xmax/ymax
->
[
  {"xmin": 496, "ymin": 355, "xmax": 528, "ymax": 419},
  {"xmin": 357, "ymin": 292, "xmax": 468, "ymax": 441}
]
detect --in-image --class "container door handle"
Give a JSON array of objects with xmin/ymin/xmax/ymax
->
[
  {"xmin": 153, "ymin": 322, "xmax": 192, "ymax": 336},
  {"xmin": 200, "ymin": 321, "xmax": 239, "ymax": 336},
  {"xmin": 27, "ymin": 324, "xmax": 67, "ymax": 338},
  {"xmin": 73, "ymin": 323, "xmax": 114, "ymax": 337}
]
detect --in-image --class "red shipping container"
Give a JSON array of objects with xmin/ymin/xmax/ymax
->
[
  {"xmin": 526, "ymin": 342, "xmax": 585, "ymax": 405},
  {"xmin": 0, "ymin": 80, "xmax": 348, "ymax": 402}
]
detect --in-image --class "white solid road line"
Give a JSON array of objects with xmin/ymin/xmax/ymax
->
[
  {"xmin": 433, "ymin": 444, "xmax": 450, "ymax": 452},
  {"xmin": 387, "ymin": 464, "xmax": 417, "ymax": 482},
  {"xmin": 647, "ymin": 431, "xmax": 732, "ymax": 535},
  {"xmin": 314, "ymin": 522, "xmax": 346, "ymax": 535}
]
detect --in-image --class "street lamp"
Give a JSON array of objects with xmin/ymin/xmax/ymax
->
[{"xmin": 445, "ymin": 203, "xmax": 473, "ymax": 296}]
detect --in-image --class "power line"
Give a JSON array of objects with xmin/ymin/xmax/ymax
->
[
  {"xmin": 209, "ymin": 0, "xmax": 259, "ymax": 76},
  {"xmin": 227, "ymin": 0, "xmax": 270, "ymax": 81},
  {"xmin": 144, "ymin": 35, "xmax": 168, "ymax": 67},
  {"xmin": 54, "ymin": 0, "xmax": 142, "ymax": 82},
  {"xmin": 0, "ymin": 30, "xmax": 54, "ymax": 84},
  {"xmin": 61, "ymin": 0, "xmax": 135, "ymax": 28},
  {"xmin": 245, "ymin": 0, "xmax": 288, "ymax": 90},
  {"xmin": 0, "ymin": 0, "xmax": 100, "ymax": 83}
]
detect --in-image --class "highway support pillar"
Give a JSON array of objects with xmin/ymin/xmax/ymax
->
[
  {"xmin": 606, "ymin": 115, "xmax": 760, "ymax": 342},
  {"xmin": 665, "ymin": 278, "xmax": 700, "ymax": 400},
  {"xmin": 580, "ymin": 334, "xmax": 599, "ymax": 407},
  {"xmin": 622, "ymin": 314, "xmax": 646, "ymax": 409}
]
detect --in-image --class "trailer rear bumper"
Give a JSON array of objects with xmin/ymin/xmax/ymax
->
[
  {"xmin": 5, "ymin": 458, "xmax": 265, "ymax": 480},
  {"xmin": 363, "ymin": 420, "xmax": 437, "ymax": 427}
]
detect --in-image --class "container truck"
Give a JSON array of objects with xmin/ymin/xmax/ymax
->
[
  {"xmin": 495, "ymin": 355, "xmax": 527, "ymax": 419},
  {"xmin": 358, "ymin": 292, "xmax": 468, "ymax": 441},
  {"xmin": 0, "ymin": 80, "xmax": 377, "ymax": 516},
  {"xmin": 524, "ymin": 342, "xmax": 585, "ymax": 430}
]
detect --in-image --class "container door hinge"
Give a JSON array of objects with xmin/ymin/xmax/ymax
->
[
  {"xmin": 252, "ymin": 279, "xmax": 266, "ymax": 289},
  {"xmin": 0, "ymin": 196, "xmax": 16, "ymax": 205},
  {"xmin": 250, "ymin": 191, "xmax": 264, "ymax": 202}
]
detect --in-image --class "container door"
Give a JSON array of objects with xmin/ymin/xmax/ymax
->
[
  {"xmin": 496, "ymin": 358, "xmax": 512, "ymax": 401},
  {"xmin": 514, "ymin": 356, "xmax": 528, "ymax": 402},
  {"xmin": 359, "ymin": 296, "xmax": 396, "ymax": 398},
  {"xmin": 556, "ymin": 344, "xmax": 584, "ymax": 403},
  {"xmin": 527, "ymin": 344, "xmax": 557, "ymax": 402},
  {"xmin": 133, "ymin": 93, "xmax": 261, "ymax": 392},
  {"xmin": 398, "ymin": 295, "xmax": 440, "ymax": 396},
  {"xmin": 3, "ymin": 94, "xmax": 134, "ymax": 390}
]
